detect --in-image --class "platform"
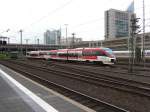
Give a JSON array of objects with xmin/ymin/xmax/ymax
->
[{"xmin": 0, "ymin": 64, "xmax": 95, "ymax": 112}]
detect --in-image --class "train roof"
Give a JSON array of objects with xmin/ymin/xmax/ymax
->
[
  {"xmin": 27, "ymin": 50, "xmax": 50, "ymax": 54},
  {"xmin": 75, "ymin": 47, "xmax": 112, "ymax": 50}
]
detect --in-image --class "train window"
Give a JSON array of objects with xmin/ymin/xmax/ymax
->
[
  {"xmin": 26, "ymin": 53, "xmax": 30, "ymax": 56},
  {"xmin": 58, "ymin": 53, "xmax": 67, "ymax": 57},
  {"xmin": 68, "ymin": 52, "xmax": 78, "ymax": 57},
  {"xmin": 75, "ymin": 52, "xmax": 78, "ymax": 57},
  {"xmin": 92, "ymin": 50, "xmax": 107, "ymax": 56},
  {"xmin": 49, "ymin": 52, "xmax": 57, "ymax": 55},
  {"xmin": 39, "ymin": 52, "xmax": 47, "ymax": 55},
  {"xmin": 68, "ymin": 52, "xmax": 73, "ymax": 57},
  {"xmin": 68, "ymin": 51, "xmax": 73, "ymax": 57},
  {"xmin": 83, "ymin": 50, "xmax": 92, "ymax": 56},
  {"xmin": 147, "ymin": 52, "xmax": 150, "ymax": 55},
  {"xmin": 92, "ymin": 51, "xmax": 100, "ymax": 56},
  {"xmin": 58, "ymin": 53, "xmax": 62, "ymax": 56},
  {"xmin": 30, "ymin": 54, "xmax": 38, "ymax": 56}
]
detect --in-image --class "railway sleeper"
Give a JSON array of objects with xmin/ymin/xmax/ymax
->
[
  {"xmin": 85, "ymin": 102, "xmax": 99, "ymax": 108},
  {"xmin": 79, "ymin": 99, "xmax": 92, "ymax": 104}
]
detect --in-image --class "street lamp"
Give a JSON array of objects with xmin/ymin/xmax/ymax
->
[
  {"xmin": 72, "ymin": 33, "xmax": 75, "ymax": 48},
  {"xmin": 24, "ymin": 39, "xmax": 30, "ymax": 56},
  {"xmin": 19, "ymin": 29, "xmax": 23, "ymax": 45},
  {"xmin": 64, "ymin": 24, "xmax": 68, "ymax": 48},
  {"xmin": 25, "ymin": 39, "xmax": 30, "ymax": 44},
  {"xmin": 37, "ymin": 38, "xmax": 39, "ymax": 45},
  {"xmin": 37, "ymin": 38, "xmax": 40, "ymax": 51},
  {"xmin": 142, "ymin": 0, "xmax": 145, "ymax": 67},
  {"xmin": 7, "ymin": 38, "xmax": 10, "ymax": 44},
  {"xmin": 19, "ymin": 29, "xmax": 23, "ymax": 56}
]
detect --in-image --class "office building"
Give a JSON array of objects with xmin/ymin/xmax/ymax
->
[
  {"xmin": 105, "ymin": 9, "xmax": 134, "ymax": 39},
  {"xmin": 44, "ymin": 29, "xmax": 61, "ymax": 45}
]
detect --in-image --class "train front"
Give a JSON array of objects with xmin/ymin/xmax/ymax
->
[{"xmin": 101, "ymin": 48, "xmax": 116, "ymax": 64}]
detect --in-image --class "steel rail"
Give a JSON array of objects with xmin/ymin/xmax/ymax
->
[{"xmin": 0, "ymin": 61, "xmax": 129, "ymax": 112}]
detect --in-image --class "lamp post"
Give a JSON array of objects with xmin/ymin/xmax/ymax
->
[
  {"xmin": 37, "ymin": 38, "xmax": 40, "ymax": 51},
  {"xmin": 19, "ymin": 29, "xmax": 23, "ymax": 57},
  {"xmin": 142, "ymin": 0, "xmax": 145, "ymax": 67},
  {"xmin": 24, "ymin": 39, "xmax": 30, "ymax": 56},
  {"xmin": 37, "ymin": 38, "xmax": 39, "ymax": 45},
  {"xmin": 64, "ymin": 24, "xmax": 68, "ymax": 48},
  {"xmin": 34, "ymin": 36, "xmax": 37, "ymax": 50},
  {"xmin": 7, "ymin": 38, "xmax": 10, "ymax": 44},
  {"xmin": 72, "ymin": 33, "xmax": 75, "ymax": 48},
  {"xmin": 25, "ymin": 39, "xmax": 29, "ymax": 45},
  {"xmin": 19, "ymin": 30, "xmax": 23, "ymax": 45}
]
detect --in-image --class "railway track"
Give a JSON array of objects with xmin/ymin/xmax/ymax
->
[
  {"xmin": 0, "ymin": 60, "xmax": 129, "ymax": 112},
  {"xmin": 52, "ymin": 60, "xmax": 150, "ymax": 77},
  {"xmin": 48, "ymin": 63, "xmax": 150, "ymax": 88},
  {"xmin": 24, "ymin": 59, "xmax": 136, "ymax": 74},
  {"xmin": 25, "ymin": 59, "xmax": 150, "ymax": 78},
  {"xmin": 8, "ymin": 60, "xmax": 150, "ymax": 97},
  {"xmin": 26, "ymin": 58, "xmax": 150, "ymax": 74},
  {"xmin": 113, "ymin": 63, "xmax": 150, "ymax": 72}
]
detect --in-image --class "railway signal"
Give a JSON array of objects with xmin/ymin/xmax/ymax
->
[{"xmin": 0, "ymin": 40, "xmax": 7, "ymax": 45}]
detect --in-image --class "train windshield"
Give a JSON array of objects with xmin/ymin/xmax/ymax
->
[
  {"xmin": 101, "ymin": 48, "xmax": 113, "ymax": 54},
  {"xmin": 102, "ymin": 48, "xmax": 115, "ymax": 57}
]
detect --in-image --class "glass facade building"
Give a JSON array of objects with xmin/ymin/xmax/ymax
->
[
  {"xmin": 105, "ymin": 9, "xmax": 134, "ymax": 39},
  {"xmin": 44, "ymin": 30, "xmax": 61, "ymax": 45}
]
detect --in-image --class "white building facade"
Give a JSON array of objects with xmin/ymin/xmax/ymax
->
[{"xmin": 105, "ymin": 9, "xmax": 134, "ymax": 40}]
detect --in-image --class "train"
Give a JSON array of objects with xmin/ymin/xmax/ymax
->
[
  {"xmin": 26, "ymin": 50, "xmax": 49, "ymax": 59},
  {"xmin": 26, "ymin": 47, "xmax": 116, "ymax": 65}
]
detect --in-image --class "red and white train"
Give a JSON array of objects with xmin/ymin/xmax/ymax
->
[
  {"xmin": 26, "ymin": 47, "xmax": 116, "ymax": 64},
  {"xmin": 26, "ymin": 50, "xmax": 48, "ymax": 59}
]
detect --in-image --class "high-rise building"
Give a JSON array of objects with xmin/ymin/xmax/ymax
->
[
  {"xmin": 105, "ymin": 9, "xmax": 134, "ymax": 40},
  {"xmin": 44, "ymin": 29, "xmax": 61, "ymax": 45}
]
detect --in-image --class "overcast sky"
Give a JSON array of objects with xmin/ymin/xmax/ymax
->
[{"xmin": 0, "ymin": 0, "xmax": 150, "ymax": 44}]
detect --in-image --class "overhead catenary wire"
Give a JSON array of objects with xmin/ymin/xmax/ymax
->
[
  {"xmin": 71, "ymin": 17, "xmax": 104, "ymax": 29},
  {"xmin": 6, "ymin": 0, "xmax": 150, "ymax": 44},
  {"xmin": 69, "ymin": 4, "xmax": 150, "ymax": 29},
  {"xmin": 21, "ymin": 0, "xmax": 150, "ymax": 32},
  {"xmin": 23, "ymin": 0, "xmax": 74, "ymax": 30},
  {"xmin": 22, "ymin": 0, "xmax": 121, "ymax": 31}
]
